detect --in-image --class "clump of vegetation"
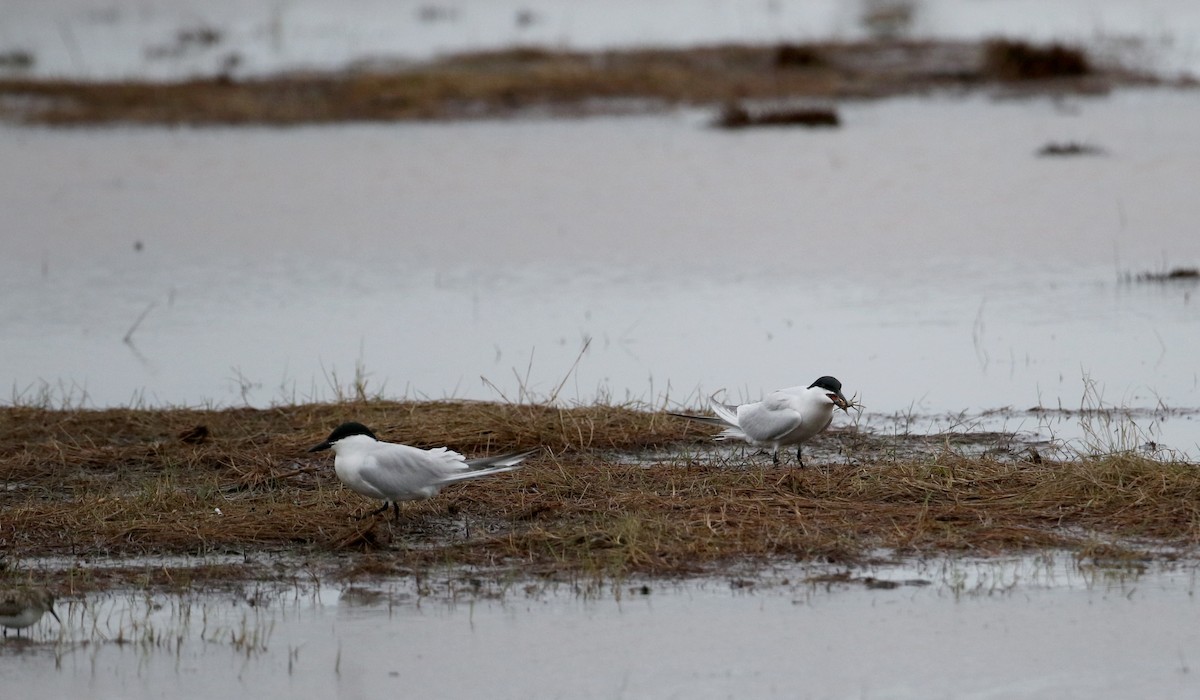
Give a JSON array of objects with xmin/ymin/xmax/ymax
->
[
  {"xmin": 773, "ymin": 43, "xmax": 824, "ymax": 68},
  {"xmin": 2, "ymin": 401, "xmax": 1197, "ymax": 591},
  {"xmin": 983, "ymin": 39, "xmax": 1089, "ymax": 80}
]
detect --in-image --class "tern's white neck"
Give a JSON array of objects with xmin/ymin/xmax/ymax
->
[
  {"xmin": 798, "ymin": 385, "xmax": 831, "ymax": 405},
  {"xmin": 331, "ymin": 434, "xmax": 378, "ymax": 455}
]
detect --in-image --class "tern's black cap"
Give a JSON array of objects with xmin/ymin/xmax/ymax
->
[
  {"xmin": 308, "ymin": 421, "xmax": 378, "ymax": 452},
  {"xmin": 808, "ymin": 376, "xmax": 842, "ymax": 393}
]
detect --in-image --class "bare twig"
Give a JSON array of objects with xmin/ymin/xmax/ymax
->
[{"xmin": 123, "ymin": 302, "xmax": 157, "ymax": 344}]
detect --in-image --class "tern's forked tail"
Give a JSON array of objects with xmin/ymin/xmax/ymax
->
[
  {"xmin": 463, "ymin": 447, "xmax": 541, "ymax": 471},
  {"xmin": 667, "ymin": 406, "xmax": 746, "ymax": 442},
  {"xmin": 666, "ymin": 411, "xmax": 725, "ymax": 426},
  {"xmin": 440, "ymin": 448, "xmax": 539, "ymax": 485}
]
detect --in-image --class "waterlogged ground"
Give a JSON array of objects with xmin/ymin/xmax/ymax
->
[{"xmin": 2, "ymin": 555, "xmax": 1199, "ymax": 699}]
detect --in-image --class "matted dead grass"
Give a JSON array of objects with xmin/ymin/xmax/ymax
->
[
  {"xmin": 3, "ymin": 401, "xmax": 1199, "ymax": 590},
  {"xmin": 0, "ymin": 39, "xmax": 1158, "ymax": 126}
]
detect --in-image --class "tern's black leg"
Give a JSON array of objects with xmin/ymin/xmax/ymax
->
[
  {"xmin": 390, "ymin": 501, "xmax": 401, "ymax": 521},
  {"xmin": 772, "ymin": 449, "xmax": 780, "ymax": 466},
  {"xmin": 357, "ymin": 501, "xmax": 392, "ymax": 520},
  {"xmin": 797, "ymin": 445, "xmax": 805, "ymax": 468}
]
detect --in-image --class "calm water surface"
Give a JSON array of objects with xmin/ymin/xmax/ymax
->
[{"xmin": 3, "ymin": 92, "xmax": 1199, "ymax": 452}]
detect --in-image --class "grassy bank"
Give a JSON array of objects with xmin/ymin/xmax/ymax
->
[
  {"xmin": 0, "ymin": 39, "xmax": 1162, "ymax": 126},
  {"xmin": 2, "ymin": 401, "xmax": 1198, "ymax": 591}
]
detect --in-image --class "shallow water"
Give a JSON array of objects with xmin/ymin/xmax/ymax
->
[
  {"xmin": 3, "ymin": 556, "xmax": 1199, "ymax": 698},
  {"xmin": 4, "ymin": 0, "xmax": 1200, "ymax": 80},
  {"xmin": 4, "ymin": 90, "xmax": 1200, "ymax": 451}
]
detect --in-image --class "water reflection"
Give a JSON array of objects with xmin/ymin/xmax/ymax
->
[{"xmin": 2, "ymin": 556, "xmax": 1198, "ymax": 698}]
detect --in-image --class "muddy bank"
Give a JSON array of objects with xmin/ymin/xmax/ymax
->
[
  {"xmin": 2, "ymin": 401, "xmax": 1197, "ymax": 593},
  {"xmin": 0, "ymin": 39, "xmax": 1170, "ymax": 126}
]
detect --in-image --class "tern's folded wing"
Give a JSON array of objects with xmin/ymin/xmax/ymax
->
[
  {"xmin": 358, "ymin": 444, "xmax": 467, "ymax": 500},
  {"xmin": 735, "ymin": 400, "xmax": 803, "ymax": 443}
]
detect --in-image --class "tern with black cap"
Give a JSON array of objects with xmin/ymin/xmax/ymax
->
[
  {"xmin": 670, "ymin": 376, "xmax": 850, "ymax": 466},
  {"xmin": 308, "ymin": 421, "xmax": 537, "ymax": 519}
]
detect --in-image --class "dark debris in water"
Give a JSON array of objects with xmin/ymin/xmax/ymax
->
[
  {"xmin": 714, "ymin": 102, "xmax": 840, "ymax": 129},
  {"xmin": 1037, "ymin": 141, "xmax": 1105, "ymax": 157},
  {"xmin": 0, "ymin": 50, "xmax": 35, "ymax": 71},
  {"xmin": 1129, "ymin": 267, "xmax": 1200, "ymax": 283},
  {"xmin": 804, "ymin": 571, "xmax": 933, "ymax": 589}
]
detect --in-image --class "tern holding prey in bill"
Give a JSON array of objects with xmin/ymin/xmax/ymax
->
[
  {"xmin": 308, "ymin": 422, "xmax": 538, "ymax": 519},
  {"xmin": 670, "ymin": 376, "xmax": 850, "ymax": 467}
]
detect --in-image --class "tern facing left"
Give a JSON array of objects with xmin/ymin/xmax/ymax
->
[
  {"xmin": 1, "ymin": 588, "xmax": 61, "ymax": 637},
  {"xmin": 308, "ymin": 422, "xmax": 537, "ymax": 519},
  {"xmin": 670, "ymin": 376, "xmax": 850, "ymax": 466}
]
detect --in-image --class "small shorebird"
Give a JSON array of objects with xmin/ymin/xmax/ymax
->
[
  {"xmin": 0, "ymin": 588, "xmax": 61, "ymax": 637},
  {"xmin": 308, "ymin": 422, "xmax": 538, "ymax": 519},
  {"xmin": 670, "ymin": 376, "xmax": 850, "ymax": 466}
]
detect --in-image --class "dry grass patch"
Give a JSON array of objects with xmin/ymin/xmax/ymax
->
[{"xmin": 0, "ymin": 39, "xmax": 1155, "ymax": 126}]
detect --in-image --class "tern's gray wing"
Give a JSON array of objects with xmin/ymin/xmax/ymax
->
[
  {"xmin": 358, "ymin": 444, "xmax": 468, "ymax": 500},
  {"xmin": 735, "ymin": 395, "xmax": 803, "ymax": 444}
]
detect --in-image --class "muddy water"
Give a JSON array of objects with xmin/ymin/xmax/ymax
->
[
  {"xmin": 4, "ymin": 91, "xmax": 1200, "ymax": 452},
  {"xmin": 2, "ymin": 556, "xmax": 1198, "ymax": 698}
]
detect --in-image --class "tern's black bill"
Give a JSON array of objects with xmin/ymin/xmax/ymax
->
[{"xmin": 308, "ymin": 441, "xmax": 331, "ymax": 453}]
